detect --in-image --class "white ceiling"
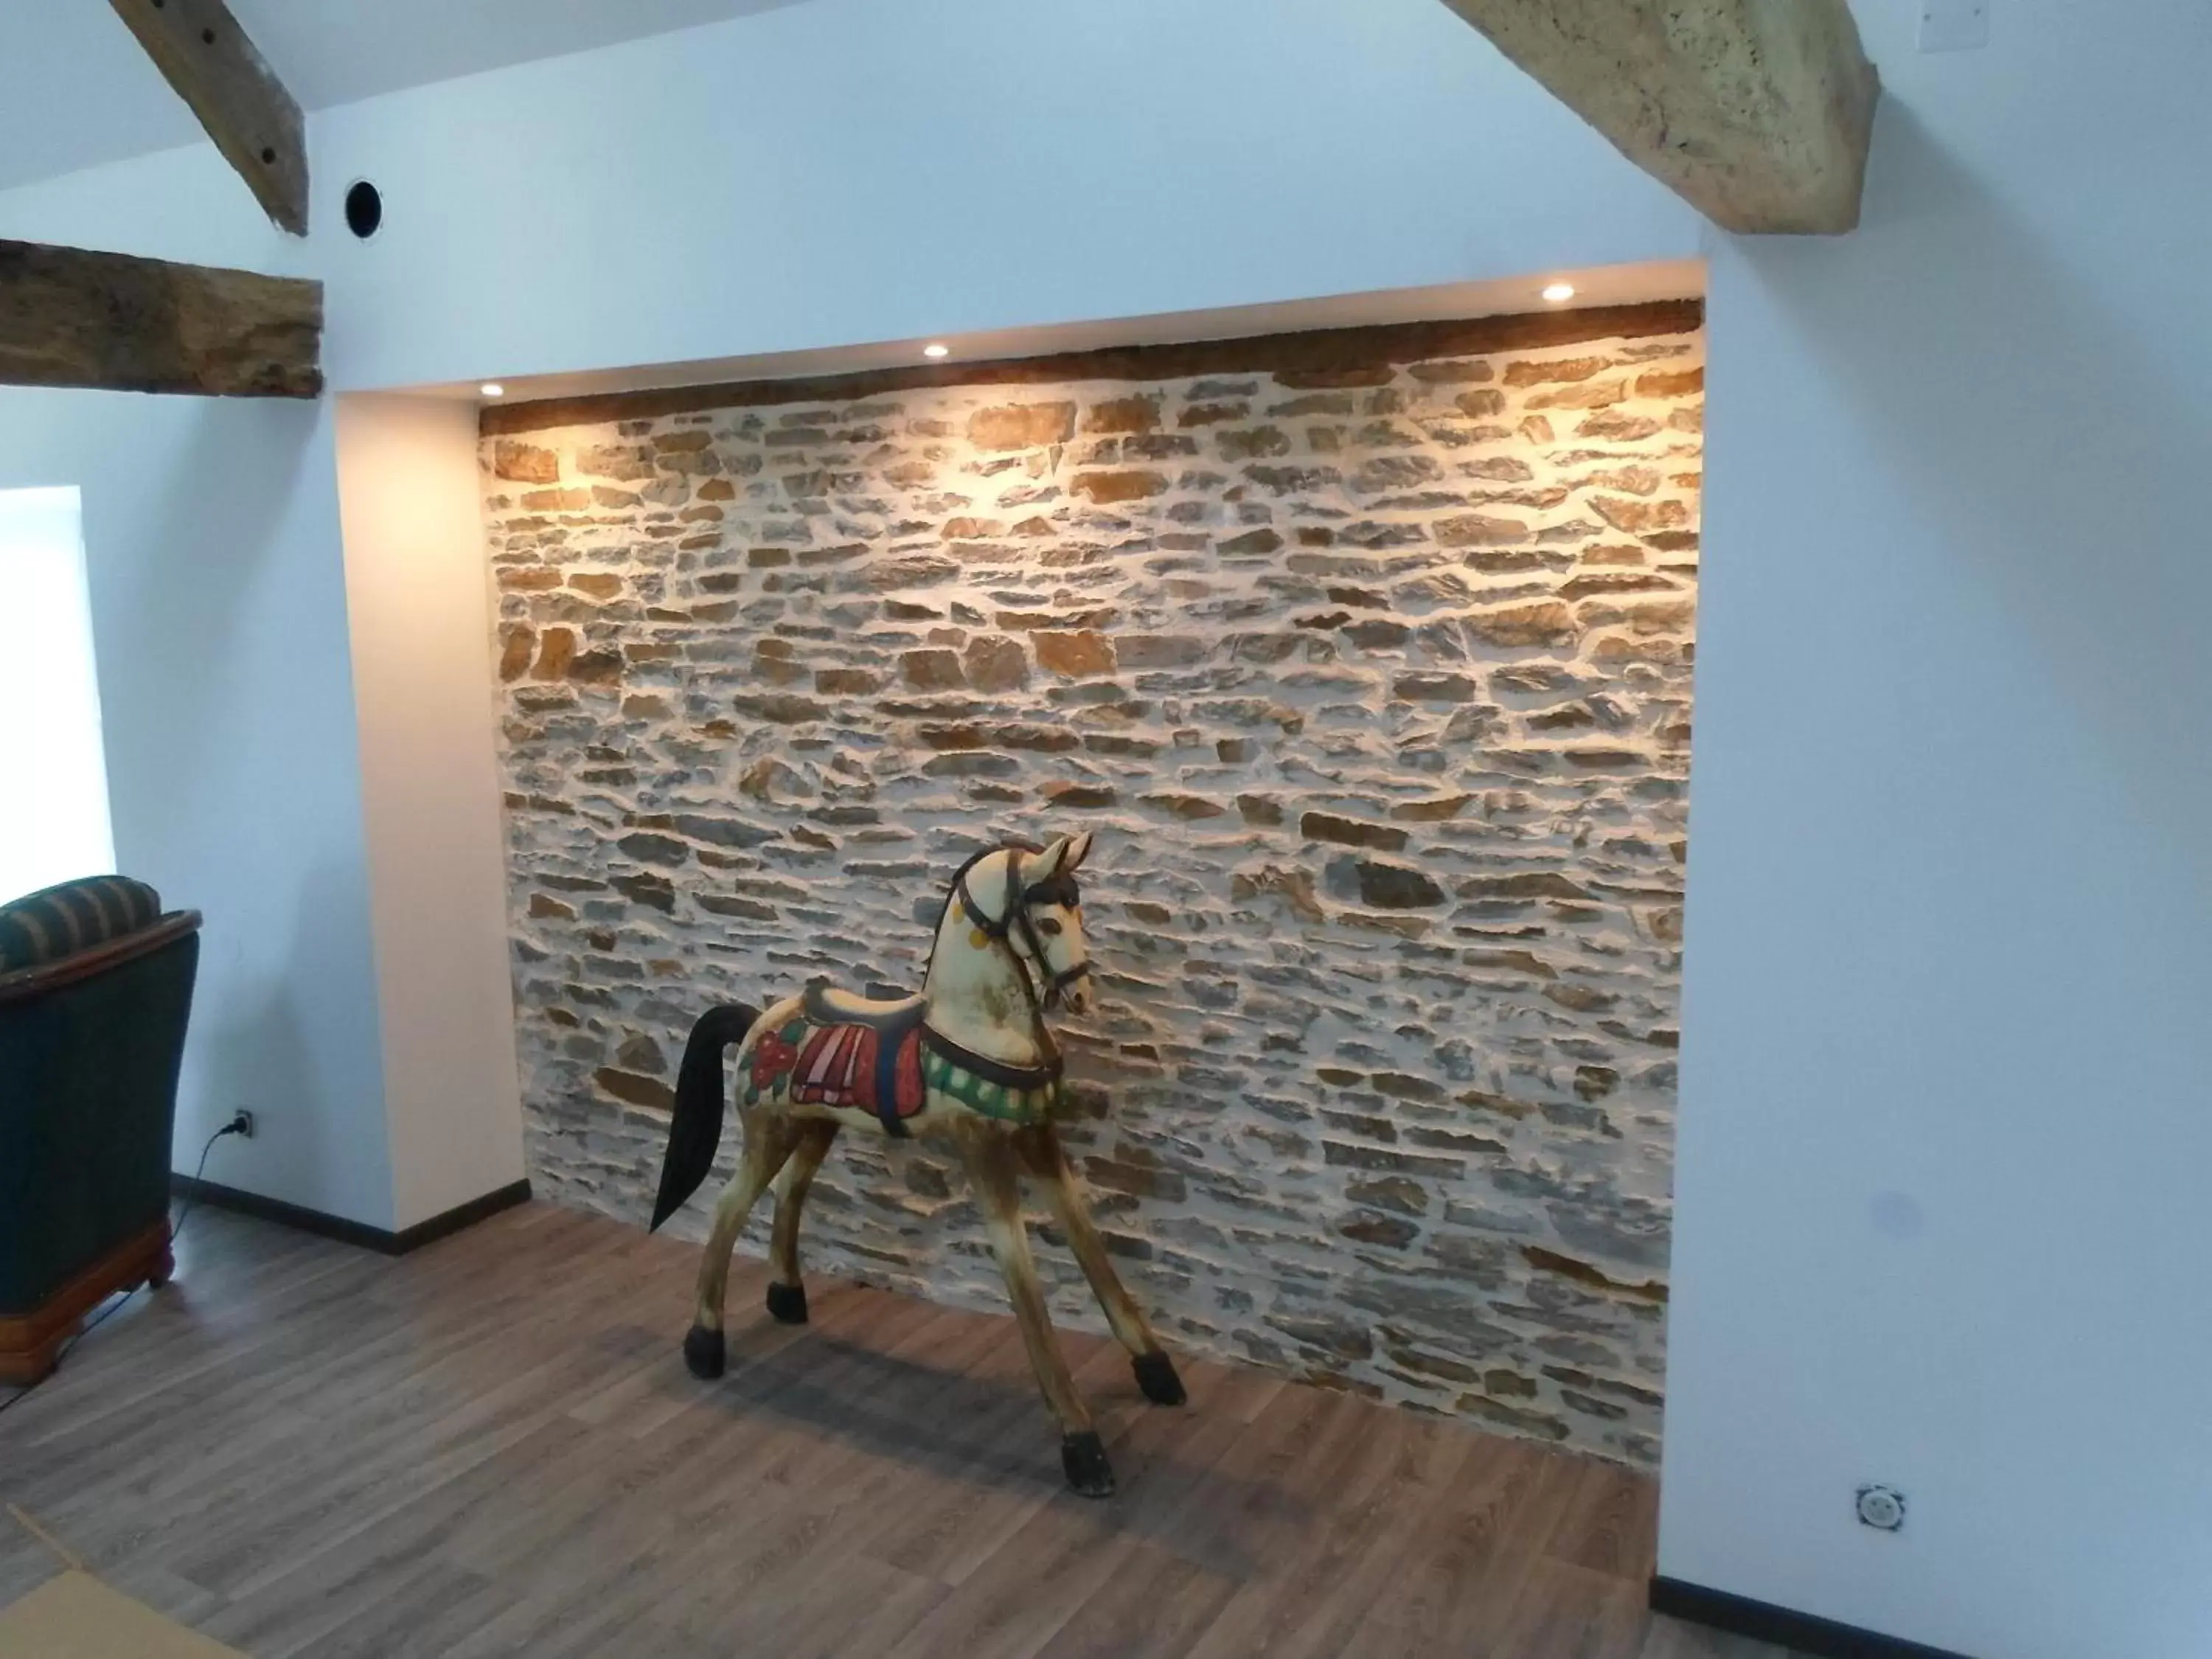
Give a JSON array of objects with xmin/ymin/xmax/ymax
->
[{"xmin": 0, "ymin": 0, "xmax": 806, "ymax": 195}]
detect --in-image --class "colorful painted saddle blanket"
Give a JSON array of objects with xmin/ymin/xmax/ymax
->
[
  {"xmin": 753, "ymin": 1016, "xmax": 927, "ymax": 1119},
  {"xmin": 742, "ymin": 984, "xmax": 1065, "ymax": 1135}
]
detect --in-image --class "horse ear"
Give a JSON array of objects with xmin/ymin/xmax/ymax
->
[
  {"xmin": 1065, "ymin": 830, "xmax": 1095, "ymax": 872},
  {"xmin": 1029, "ymin": 835, "xmax": 1074, "ymax": 883}
]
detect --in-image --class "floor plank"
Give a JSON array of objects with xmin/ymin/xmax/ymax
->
[{"xmin": 0, "ymin": 1202, "xmax": 1802, "ymax": 1658}]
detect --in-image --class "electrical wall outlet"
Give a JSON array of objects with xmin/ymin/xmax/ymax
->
[
  {"xmin": 1857, "ymin": 1484, "xmax": 1907, "ymax": 1532},
  {"xmin": 1919, "ymin": 0, "xmax": 1990, "ymax": 52},
  {"xmin": 229, "ymin": 1110, "xmax": 256, "ymax": 1140}
]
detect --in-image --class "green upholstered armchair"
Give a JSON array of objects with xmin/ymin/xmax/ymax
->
[{"xmin": 0, "ymin": 876, "xmax": 201, "ymax": 1385}]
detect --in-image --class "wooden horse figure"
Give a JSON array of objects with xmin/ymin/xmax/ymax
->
[{"xmin": 648, "ymin": 830, "xmax": 1185, "ymax": 1497}]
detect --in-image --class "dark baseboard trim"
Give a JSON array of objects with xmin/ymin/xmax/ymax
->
[
  {"xmin": 389, "ymin": 1180, "xmax": 535, "ymax": 1253},
  {"xmin": 172, "ymin": 1175, "xmax": 532, "ymax": 1257},
  {"xmin": 1649, "ymin": 1578, "xmax": 1975, "ymax": 1659}
]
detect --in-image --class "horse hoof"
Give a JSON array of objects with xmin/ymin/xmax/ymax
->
[
  {"xmin": 683, "ymin": 1324, "xmax": 726, "ymax": 1380},
  {"xmin": 1060, "ymin": 1431, "xmax": 1116, "ymax": 1498},
  {"xmin": 1133, "ymin": 1350, "xmax": 1186, "ymax": 1406},
  {"xmin": 765, "ymin": 1281, "xmax": 809, "ymax": 1325}
]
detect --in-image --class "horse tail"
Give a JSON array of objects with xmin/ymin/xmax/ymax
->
[{"xmin": 650, "ymin": 1002, "xmax": 762, "ymax": 1231}]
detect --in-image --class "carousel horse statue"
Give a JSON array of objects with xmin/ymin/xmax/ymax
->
[{"xmin": 648, "ymin": 830, "xmax": 1185, "ymax": 1497}]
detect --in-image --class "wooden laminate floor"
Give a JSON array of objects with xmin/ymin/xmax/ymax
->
[{"xmin": 0, "ymin": 1203, "xmax": 1795, "ymax": 1659}]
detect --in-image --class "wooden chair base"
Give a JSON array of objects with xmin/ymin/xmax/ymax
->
[{"xmin": 0, "ymin": 1220, "xmax": 172, "ymax": 1387}]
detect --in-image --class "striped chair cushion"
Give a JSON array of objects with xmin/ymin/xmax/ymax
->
[{"xmin": 0, "ymin": 876, "xmax": 164, "ymax": 973}]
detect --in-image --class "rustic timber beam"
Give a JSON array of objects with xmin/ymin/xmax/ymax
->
[
  {"xmin": 1434, "ymin": 0, "xmax": 1879, "ymax": 234},
  {"xmin": 106, "ymin": 0, "xmax": 308, "ymax": 235},
  {"xmin": 0, "ymin": 239, "xmax": 322, "ymax": 398}
]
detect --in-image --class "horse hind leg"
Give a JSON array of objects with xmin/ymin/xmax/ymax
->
[
  {"xmin": 765, "ymin": 1120, "xmax": 838, "ymax": 1324},
  {"xmin": 686, "ymin": 1113, "xmax": 801, "ymax": 1379},
  {"xmin": 961, "ymin": 1132, "xmax": 1113, "ymax": 1498}
]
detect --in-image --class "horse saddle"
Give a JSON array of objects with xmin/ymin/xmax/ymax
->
[{"xmin": 778, "ymin": 981, "xmax": 931, "ymax": 1136}]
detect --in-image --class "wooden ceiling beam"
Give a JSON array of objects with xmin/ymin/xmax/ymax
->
[
  {"xmin": 1434, "ymin": 0, "xmax": 1879, "ymax": 234},
  {"xmin": 105, "ymin": 0, "xmax": 308, "ymax": 236},
  {"xmin": 0, "ymin": 239, "xmax": 322, "ymax": 398}
]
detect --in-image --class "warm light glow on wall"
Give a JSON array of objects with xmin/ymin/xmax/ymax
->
[
  {"xmin": 1542, "ymin": 282, "xmax": 1576, "ymax": 303},
  {"xmin": 480, "ymin": 382, "xmax": 506, "ymax": 398}
]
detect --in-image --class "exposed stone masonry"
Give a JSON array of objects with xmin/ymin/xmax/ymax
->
[{"xmin": 481, "ymin": 316, "xmax": 1703, "ymax": 1464}]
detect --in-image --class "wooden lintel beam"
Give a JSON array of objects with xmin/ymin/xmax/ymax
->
[
  {"xmin": 0, "ymin": 239, "xmax": 322, "ymax": 399},
  {"xmin": 1434, "ymin": 0, "xmax": 1879, "ymax": 234},
  {"xmin": 106, "ymin": 0, "xmax": 308, "ymax": 236},
  {"xmin": 481, "ymin": 299, "xmax": 1704, "ymax": 437}
]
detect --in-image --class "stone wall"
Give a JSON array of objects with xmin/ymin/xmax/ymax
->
[{"xmin": 480, "ymin": 308, "xmax": 1703, "ymax": 1464}]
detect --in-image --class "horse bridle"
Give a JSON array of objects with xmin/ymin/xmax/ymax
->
[{"xmin": 952, "ymin": 844, "xmax": 1091, "ymax": 1016}]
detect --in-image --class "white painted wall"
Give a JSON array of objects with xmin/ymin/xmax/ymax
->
[
  {"xmin": 0, "ymin": 139, "xmax": 400, "ymax": 1225},
  {"xmin": 334, "ymin": 396, "xmax": 527, "ymax": 1231},
  {"xmin": 307, "ymin": 0, "xmax": 1701, "ymax": 389},
  {"xmin": 0, "ymin": 0, "xmax": 1700, "ymax": 390},
  {"xmin": 0, "ymin": 389, "xmax": 395, "ymax": 1228},
  {"xmin": 0, "ymin": 378, "xmax": 523, "ymax": 1238},
  {"xmin": 1662, "ymin": 3, "xmax": 2212, "ymax": 1656}
]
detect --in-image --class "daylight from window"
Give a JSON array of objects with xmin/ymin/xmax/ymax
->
[{"xmin": 0, "ymin": 486, "xmax": 115, "ymax": 903}]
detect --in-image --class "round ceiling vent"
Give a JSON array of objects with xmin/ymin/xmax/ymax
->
[{"xmin": 344, "ymin": 180, "xmax": 383, "ymax": 240}]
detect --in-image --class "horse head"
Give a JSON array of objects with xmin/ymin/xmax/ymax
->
[
  {"xmin": 938, "ymin": 831, "xmax": 1097, "ymax": 1018},
  {"xmin": 1013, "ymin": 831, "xmax": 1095, "ymax": 1016}
]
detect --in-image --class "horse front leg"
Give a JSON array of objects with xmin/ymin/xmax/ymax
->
[
  {"xmin": 686, "ymin": 1113, "xmax": 800, "ymax": 1379},
  {"xmin": 961, "ymin": 1131, "xmax": 1113, "ymax": 1498},
  {"xmin": 1018, "ymin": 1124, "xmax": 1186, "ymax": 1407}
]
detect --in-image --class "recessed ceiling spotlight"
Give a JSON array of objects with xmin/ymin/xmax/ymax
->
[
  {"xmin": 922, "ymin": 343, "xmax": 950, "ymax": 359},
  {"xmin": 479, "ymin": 382, "xmax": 505, "ymax": 397},
  {"xmin": 1541, "ymin": 282, "xmax": 1576, "ymax": 304}
]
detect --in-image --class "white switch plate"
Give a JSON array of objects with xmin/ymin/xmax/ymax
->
[{"xmin": 1919, "ymin": 0, "xmax": 1990, "ymax": 52}]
